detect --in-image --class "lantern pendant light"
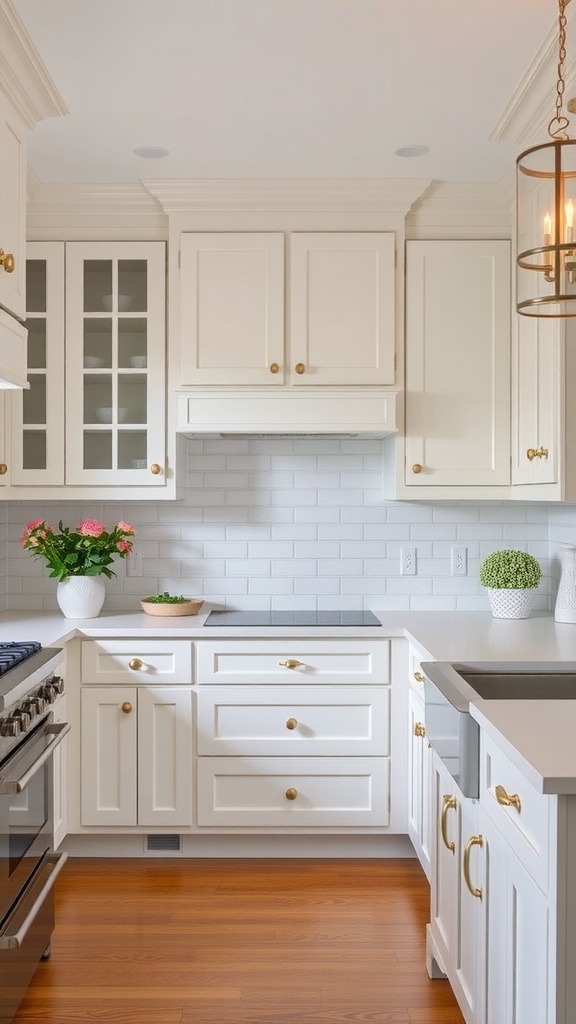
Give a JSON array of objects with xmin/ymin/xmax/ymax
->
[{"xmin": 516, "ymin": 0, "xmax": 576, "ymax": 316}]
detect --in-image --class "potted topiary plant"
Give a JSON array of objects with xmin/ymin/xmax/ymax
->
[
  {"xmin": 479, "ymin": 549, "xmax": 542, "ymax": 619},
  {"xmin": 140, "ymin": 592, "xmax": 204, "ymax": 617}
]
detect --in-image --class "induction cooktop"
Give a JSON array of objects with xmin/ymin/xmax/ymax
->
[{"xmin": 204, "ymin": 609, "xmax": 382, "ymax": 627}]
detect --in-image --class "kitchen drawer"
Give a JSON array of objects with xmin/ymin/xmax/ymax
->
[
  {"xmin": 480, "ymin": 732, "xmax": 552, "ymax": 891},
  {"xmin": 197, "ymin": 686, "xmax": 390, "ymax": 755},
  {"xmin": 81, "ymin": 640, "xmax": 193, "ymax": 685},
  {"xmin": 197, "ymin": 756, "xmax": 389, "ymax": 827},
  {"xmin": 196, "ymin": 640, "xmax": 389, "ymax": 685}
]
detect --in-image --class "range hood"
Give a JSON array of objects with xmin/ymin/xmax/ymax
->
[
  {"xmin": 0, "ymin": 309, "xmax": 28, "ymax": 390},
  {"xmin": 175, "ymin": 388, "xmax": 398, "ymax": 438}
]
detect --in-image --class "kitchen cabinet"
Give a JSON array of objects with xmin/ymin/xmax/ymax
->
[
  {"xmin": 79, "ymin": 640, "xmax": 193, "ymax": 828},
  {"xmin": 195, "ymin": 638, "xmax": 392, "ymax": 830},
  {"xmin": 178, "ymin": 231, "xmax": 396, "ymax": 387},
  {"xmin": 407, "ymin": 644, "xmax": 431, "ymax": 879},
  {"xmin": 5, "ymin": 240, "xmax": 169, "ymax": 496},
  {"xmin": 0, "ymin": 91, "xmax": 26, "ymax": 323},
  {"xmin": 52, "ymin": 693, "xmax": 68, "ymax": 849},
  {"xmin": 427, "ymin": 750, "xmax": 484, "ymax": 1024},
  {"xmin": 386, "ymin": 239, "xmax": 511, "ymax": 500}
]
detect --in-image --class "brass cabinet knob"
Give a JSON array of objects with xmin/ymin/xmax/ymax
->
[
  {"xmin": 414, "ymin": 722, "xmax": 426, "ymax": 738},
  {"xmin": 150, "ymin": 463, "xmax": 162, "ymax": 475},
  {"xmin": 0, "ymin": 464, "xmax": 8, "ymax": 475},
  {"xmin": 269, "ymin": 362, "xmax": 280, "ymax": 374},
  {"xmin": 285, "ymin": 717, "xmax": 298, "ymax": 731},
  {"xmin": 285, "ymin": 787, "xmax": 298, "ymax": 800},
  {"xmin": 463, "ymin": 835, "xmax": 483, "ymax": 899},
  {"xmin": 279, "ymin": 659, "xmax": 304, "ymax": 669},
  {"xmin": 495, "ymin": 783, "xmax": 522, "ymax": 813},
  {"xmin": 526, "ymin": 447, "xmax": 549, "ymax": 461},
  {"xmin": 441, "ymin": 794, "xmax": 457, "ymax": 853},
  {"xmin": 121, "ymin": 701, "xmax": 133, "ymax": 714},
  {"xmin": 413, "ymin": 671, "xmax": 425, "ymax": 683},
  {"xmin": 128, "ymin": 658, "xmax": 143, "ymax": 671},
  {"xmin": 0, "ymin": 249, "xmax": 14, "ymax": 274},
  {"xmin": 412, "ymin": 463, "xmax": 423, "ymax": 474},
  {"xmin": 294, "ymin": 362, "xmax": 306, "ymax": 375}
]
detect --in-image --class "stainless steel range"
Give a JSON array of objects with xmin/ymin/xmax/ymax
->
[{"xmin": 0, "ymin": 642, "xmax": 69, "ymax": 1024}]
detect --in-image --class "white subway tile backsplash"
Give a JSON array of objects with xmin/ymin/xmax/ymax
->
[{"xmin": 2, "ymin": 437, "xmax": 561, "ymax": 612}]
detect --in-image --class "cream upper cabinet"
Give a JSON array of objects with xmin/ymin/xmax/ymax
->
[
  {"xmin": 397, "ymin": 240, "xmax": 511, "ymax": 498},
  {"xmin": 178, "ymin": 231, "xmax": 396, "ymax": 387},
  {"xmin": 6, "ymin": 240, "xmax": 169, "ymax": 497},
  {"xmin": 0, "ymin": 91, "xmax": 26, "ymax": 322}
]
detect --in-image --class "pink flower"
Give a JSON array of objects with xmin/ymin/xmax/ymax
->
[
  {"xmin": 117, "ymin": 539, "xmax": 132, "ymax": 553},
  {"xmin": 77, "ymin": 519, "xmax": 105, "ymax": 538},
  {"xmin": 117, "ymin": 521, "xmax": 134, "ymax": 535},
  {"xmin": 20, "ymin": 518, "xmax": 51, "ymax": 546}
]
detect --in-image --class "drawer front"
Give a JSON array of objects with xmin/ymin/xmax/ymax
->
[
  {"xmin": 197, "ymin": 756, "xmax": 389, "ymax": 826},
  {"xmin": 81, "ymin": 640, "xmax": 193, "ymax": 684},
  {"xmin": 196, "ymin": 640, "xmax": 389, "ymax": 685},
  {"xmin": 197, "ymin": 686, "xmax": 390, "ymax": 755},
  {"xmin": 480, "ymin": 733, "xmax": 551, "ymax": 891}
]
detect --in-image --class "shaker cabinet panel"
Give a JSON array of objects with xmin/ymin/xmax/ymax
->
[{"xmin": 0, "ymin": 95, "xmax": 26, "ymax": 321}]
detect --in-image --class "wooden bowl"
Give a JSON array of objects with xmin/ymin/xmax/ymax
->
[{"xmin": 140, "ymin": 599, "xmax": 204, "ymax": 617}]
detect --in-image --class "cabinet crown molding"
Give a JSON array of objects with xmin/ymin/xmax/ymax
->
[{"xmin": 0, "ymin": 0, "xmax": 67, "ymax": 126}]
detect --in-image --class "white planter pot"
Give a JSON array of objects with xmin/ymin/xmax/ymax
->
[
  {"xmin": 554, "ymin": 544, "xmax": 576, "ymax": 623},
  {"xmin": 56, "ymin": 575, "xmax": 106, "ymax": 619},
  {"xmin": 486, "ymin": 587, "xmax": 533, "ymax": 619}
]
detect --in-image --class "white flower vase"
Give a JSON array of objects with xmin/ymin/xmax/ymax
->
[
  {"xmin": 554, "ymin": 545, "xmax": 576, "ymax": 623},
  {"xmin": 56, "ymin": 575, "xmax": 106, "ymax": 618},
  {"xmin": 486, "ymin": 587, "xmax": 533, "ymax": 619}
]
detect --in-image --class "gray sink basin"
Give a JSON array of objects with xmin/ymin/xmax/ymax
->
[{"xmin": 457, "ymin": 668, "xmax": 576, "ymax": 700}]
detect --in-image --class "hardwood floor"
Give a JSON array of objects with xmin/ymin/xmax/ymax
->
[{"xmin": 14, "ymin": 857, "xmax": 464, "ymax": 1024}]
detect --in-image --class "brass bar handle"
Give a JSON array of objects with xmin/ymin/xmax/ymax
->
[
  {"xmin": 526, "ymin": 447, "xmax": 549, "ymax": 461},
  {"xmin": 294, "ymin": 362, "xmax": 306, "ymax": 375},
  {"xmin": 269, "ymin": 362, "xmax": 280, "ymax": 374},
  {"xmin": 440, "ymin": 794, "xmax": 457, "ymax": 853},
  {"xmin": 413, "ymin": 671, "xmax": 425, "ymax": 683},
  {"xmin": 495, "ymin": 783, "xmax": 522, "ymax": 813},
  {"xmin": 279, "ymin": 659, "xmax": 304, "ymax": 669},
  {"xmin": 0, "ymin": 249, "xmax": 14, "ymax": 274},
  {"xmin": 285, "ymin": 718, "xmax": 298, "ymax": 730},
  {"xmin": 414, "ymin": 722, "xmax": 426, "ymax": 738},
  {"xmin": 412, "ymin": 463, "xmax": 423, "ymax": 474},
  {"xmin": 121, "ymin": 702, "xmax": 133, "ymax": 714},
  {"xmin": 463, "ymin": 834, "xmax": 483, "ymax": 899},
  {"xmin": 285, "ymin": 788, "xmax": 298, "ymax": 800},
  {"xmin": 128, "ymin": 658, "xmax": 143, "ymax": 671}
]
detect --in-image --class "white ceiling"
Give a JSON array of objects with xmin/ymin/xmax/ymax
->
[{"xmin": 11, "ymin": 0, "xmax": 566, "ymax": 186}]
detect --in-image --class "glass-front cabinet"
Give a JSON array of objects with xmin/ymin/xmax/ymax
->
[{"xmin": 10, "ymin": 240, "xmax": 166, "ymax": 492}]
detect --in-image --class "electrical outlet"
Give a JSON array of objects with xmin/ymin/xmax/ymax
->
[
  {"xmin": 451, "ymin": 546, "xmax": 468, "ymax": 576},
  {"xmin": 400, "ymin": 547, "xmax": 417, "ymax": 576},
  {"xmin": 127, "ymin": 548, "xmax": 142, "ymax": 577}
]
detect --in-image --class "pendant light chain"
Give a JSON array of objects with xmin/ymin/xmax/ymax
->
[{"xmin": 549, "ymin": 0, "xmax": 570, "ymax": 140}]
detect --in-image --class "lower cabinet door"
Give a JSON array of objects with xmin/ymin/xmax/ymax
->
[
  {"xmin": 137, "ymin": 686, "xmax": 193, "ymax": 827},
  {"xmin": 81, "ymin": 686, "xmax": 138, "ymax": 826},
  {"xmin": 482, "ymin": 810, "xmax": 549, "ymax": 1024},
  {"xmin": 197, "ymin": 756, "xmax": 389, "ymax": 827}
]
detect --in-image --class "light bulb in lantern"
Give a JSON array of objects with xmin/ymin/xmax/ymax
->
[
  {"xmin": 544, "ymin": 212, "xmax": 552, "ymax": 246},
  {"xmin": 567, "ymin": 199, "xmax": 574, "ymax": 243}
]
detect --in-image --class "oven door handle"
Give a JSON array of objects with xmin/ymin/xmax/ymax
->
[
  {"xmin": 0, "ymin": 722, "xmax": 71, "ymax": 794},
  {"xmin": 0, "ymin": 851, "xmax": 68, "ymax": 949}
]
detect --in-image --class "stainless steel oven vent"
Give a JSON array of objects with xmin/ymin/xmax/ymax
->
[{"xmin": 145, "ymin": 834, "xmax": 181, "ymax": 853}]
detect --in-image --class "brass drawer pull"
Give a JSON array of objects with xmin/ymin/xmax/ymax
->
[
  {"xmin": 495, "ymin": 784, "xmax": 522, "ymax": 813},
  {"xmin": 0, "ymin": 249, "xmax": 14, "ymax": 274},
  {"xmin": 0, "ymin": 464, "xmax": 7, "ymax": 475},
  {"xmin": 526, "ymin": 447, "xmax": 549, "ymax": 461},
  {"xmin": 279, "ymin": 659, "xmax": 303, "ymax": 669},
  {"xmin": 121, "ymin": 702, "xmax": 133, "ymax": 714},
  {"xmin": 269, "ymin": 362, "xmax": 280, "ymax": 374},
  {"xmin": 128, "ymin": 658, "xmax": 143, "ymax": 671},
  {"xmin": 413, "ymin": 671, "xmax": 425, "ymax": 683},
  {"xmin": 441, "ymin": 794, "xmax": 457, "ymax": 853},
  {"xmin": 285, "ymin": 718, "xmax": 298, "ymax": 730},
  {"xmin": 463, "ymin": 834, "xmax": 483, "ymax": 899},
  {"xmin": 285, "ymin": 788, "xmax": 298, "ymax": 800},
  {"xmin": 412, "ymin": 463, "xmax": 423, "ymax": 474},
  {"xmin": 294, "ymin": 362, "xmax": 306, "ymax": 375},
  {"xmin": 413, "ymin": 722, "xmax": 426, "ymax": 738}
]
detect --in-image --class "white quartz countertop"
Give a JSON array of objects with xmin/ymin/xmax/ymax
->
[{"xmin": 3, "ymin": 606, "xmax": 576, "ymax": 793}]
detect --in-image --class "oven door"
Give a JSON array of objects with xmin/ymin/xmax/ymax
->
[{"xmin": 0, "ymin": 714, "xmax": 70, "ymax": 917}]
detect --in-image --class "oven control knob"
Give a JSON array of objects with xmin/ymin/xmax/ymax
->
[
  {"xmin": 0, "ymin": 716, "xmax": 21, "ymax": 737},
  {"xmin": 12, "ymin": 708, "xmax": 32, "ymax": 731},
  {"xmin": 20, "ymin": 698, "xmax": 37, "ymax": 720},
  {"xmin": 50, "ymin": 676, "xmax": 64, "ymax": 694},
  {"xmin": 40, "ymin": 683, "xmax": 57, "ymax": 704}
]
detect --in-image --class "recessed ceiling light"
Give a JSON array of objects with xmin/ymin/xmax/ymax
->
[
  {"xmin": 395, "ymin": 145, "xmax": 429, "ymax": 158},
  {"xmin": 133, "ymin": 146, "xmax": 169, "ymax": 159}
]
